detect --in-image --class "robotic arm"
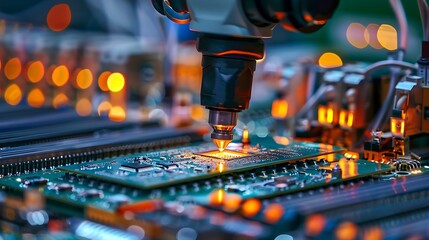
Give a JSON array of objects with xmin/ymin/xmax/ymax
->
[{"xmin": 152, "ymin": 0, "xmax": 339, "ymax": 151}]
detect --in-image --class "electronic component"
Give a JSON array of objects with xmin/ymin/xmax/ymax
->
[
  {"xmin": 156, "ymin": 162, "xmax": 179, "ymax": 170},
  {"xmin": 119, "ymin": 162, "xmax": 153, "ymax": 173},
  {"xmin": 22, "ymin": 176, "xmax": 49, "ymax": 186}
]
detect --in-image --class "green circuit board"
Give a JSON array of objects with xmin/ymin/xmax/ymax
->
[
  {"xmin": 55, "ymin": 138, "xmax": 345, "ymax": 189},
  {"xmin": 0, "ymin": 137, "xmax": 393, "ymax": 217}
]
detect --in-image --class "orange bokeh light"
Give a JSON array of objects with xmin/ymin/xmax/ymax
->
[
  {"xmin": 241, "ymin": 199, "xmax": 261, "ymax": 218},
  {"xmin": 319, "ymin": 52, "xmax": 343, "ymax": 69},
  {"xmin": 52, "ymin": 65, "xmax": 69, "ymax": 87},
  {"xmin": 306, "ymin": 214, "xmax": 326, "ymax": 236},
  {"xmin": 108, "ymin": 106, "xmax": 126, "ymax": 122},
  {"xmin": 4, "ymin": 58, "xmax": 22, "ymax": 80},
  {"xmin": 223, "ymin": 194, "xmax": 242, "ymax": 212},
  {"xmin": 335, "ymin": 221, "xmax": 359, "ymax": 240},
  {"xmin": 97, "ymin": 101, "xmax": 112, "ymax": 116},
  {"xmin": 52, "ymin": 93, "xmax": 69, "ymax": 108},
  {"xmin": 363, "ymin": 227, "xmax": 384, "ymax": 240},
  {"xmin": 209, "ymin": 189, "xmax": 226, "ymax": 206},
  {"xmin": 271, "ymin": 99, "xmax": 288, "ymax": 119},
  {"xmin": 75, "ymin": 98, "xmax": 92, "ymax": 116},
  {"xmin": 76, "ymin": 69, "xmax": 93, "ymax": 89},
  {"xmin": 364, "ymin": 24, "xmax": 383, "ymax": 49},
  {"xmin": 27, "ymin": 88, "xmax": 45, "ymax": 108},
  {"xmin": 346, "ymin": 23, "xmax": 368, "ymax": 49},
  {"xmin": 47, "ymin": 4, "xmax": 72, "ymax": 32},
  {"xmin": 98, "ymin": 71, "xmax": 111, "ymax": 92},
  {"xmin": 4, "ymin": 84, "xmax": 22, "ymax": 106},
  {"xmin": 27, "ymin": 61, "xmax": 45, "ymax": 83},
  {"xmin": 264, "ymin": 203, "xmax": 284, "ymax": 223}
]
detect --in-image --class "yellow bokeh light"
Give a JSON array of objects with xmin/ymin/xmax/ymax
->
[
  {"xmin": 52, "ymin": 65, "xmax": 69, "ymax": 87},
  {"xmin": 75, "ymin": 98, "xmax": 92, "ymax": 116},
  {"xmin": 318, "ymin": 52, "xmax": 343, "ymax": 69},
  {"xmin": 347, "ymin": 112, "xmax": 354, "ymax": 127},
  {"xmin": 4, "ymin": 84, "xmax": 22, "ymax": 106},
  {"xmin": 97, "ymin": 101, "xmax": 112, "ymax": 116},
  {"xmin": 76, "ymin": 69, "xmax": 93, "ymax": 89},
  {"xmin": 377, "ymin": 24, "xmax": 397, "ymax": 51},
  {"xmin": 326, "ymin": 107, "xmax": 334, "ymax": 124},
  {"xmin": 27, "ymin": 61, "xmax": 45, "ymax": 83},
  {"xmin": 109, "ymin": 106, "xmax": 126, "ymax": 122},
  {"xmin": 98, "ymin": 71, "xmax": 111, "ymax": 92},
  {"xmin": 107, "ymin": 72, "xmax": 125, "ymax": 93},
  {"xmin": 318, "ymin": 105, "xmax": 327, "ymax": 123},
  {"xmin": 27, "ymin": 88, "xmax": 45, "ymax": 108},
  {"xmin": 4, "ymin": 58, "xmax": 22, "ymax": 80},
  {"xmin": 346, "ymin": 23, "xmax": 368, "ymax": 49},
  {"xmin": 52, "ymin": 93, "xmax": 69, "ymax": 108}
]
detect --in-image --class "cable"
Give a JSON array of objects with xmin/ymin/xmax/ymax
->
[
  {"xmin": 369, "ymin": 70, "xmax": 401, "ymax": 133},
  {"xmin": 389, "ymin": 0, "xmax": 408, "ymax": 50},
  {"xmin": 417, "ymin": 0, "xmax": 429, "ymax": 41},
  {"xmin": 360, "ymin": 60, "xmax": 417, "ymax": 76},
  {"xmin": 362, "ymin": 59, "xmax": 415, "ymax": 133},
  {"xmin": 295, "ymin": 84, "xmax": 327, "ymax": 119}
]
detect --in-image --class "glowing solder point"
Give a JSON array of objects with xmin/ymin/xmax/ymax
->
[
  {"xmin": 242, "ymin": 128, "xmax": 250, "ymax": 144},
  {"xmin": 212, "ymin": 139, "xmax": 232, "ymax": 152}
]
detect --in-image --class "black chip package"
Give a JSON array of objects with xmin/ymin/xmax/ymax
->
[
  {"xmin": 156, "ymin": 162, "xmax": 178, "ymax": 169},
  {"xmin": 119, "ymin": 162, "xmax": 153, "ymax": 173}
]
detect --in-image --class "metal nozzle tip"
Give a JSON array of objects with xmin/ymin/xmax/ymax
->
[{"xmin": 212, "ymin": 139, "xmax": 232, "ymax": 152}]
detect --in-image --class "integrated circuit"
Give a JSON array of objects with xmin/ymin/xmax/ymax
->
[{"xmin": 119, "ymin": 162, "xmax": 153, "ymax": 173}]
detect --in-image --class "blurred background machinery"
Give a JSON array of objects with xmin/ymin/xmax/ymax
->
[{"xmin": 0, "ymin": 0, "xmax": 429, "ymax": 239}]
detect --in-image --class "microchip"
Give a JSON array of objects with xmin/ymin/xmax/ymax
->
[
  {"xmin": 156, "ymin": 162, "xmax": 178, "ymax": 170},
  {"xmin": 23, "ymin": 176, "xmax": 49, "ymax": 186},
  {"xmin": 119, "ymin": 162, "xmax": 153, "ymax": 173},
  {"xmin": 274, "ymin": 176, "xmax": 296, "ymax": 185}
]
